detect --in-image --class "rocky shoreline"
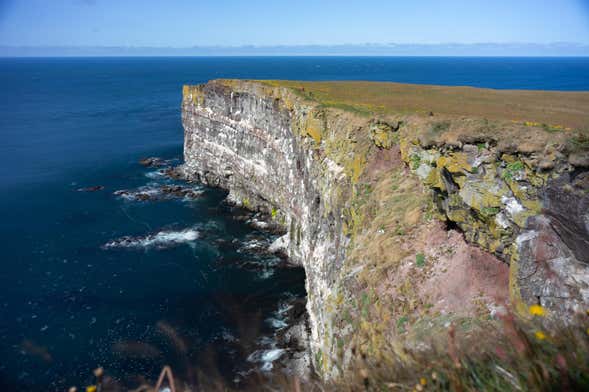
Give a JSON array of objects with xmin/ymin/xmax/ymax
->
[{"xmin": 140, "ymin": 156, "xmax": 314, "ymax": 380}]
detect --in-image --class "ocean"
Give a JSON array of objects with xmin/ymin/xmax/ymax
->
[{"xmin": 1, "ymin": 56, "xmax": 588, "ymax": 391}]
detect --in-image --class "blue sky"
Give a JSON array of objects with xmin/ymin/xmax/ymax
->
[{"xmin": 0, "ymin": 0, "xmax": 588, "ymax": 47}]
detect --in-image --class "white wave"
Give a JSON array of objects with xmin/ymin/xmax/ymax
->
[
  {"xmin": 247, "ymin": 348, "xmax": 285, "ymax": 371},
  {"xmin": 266, "ymin": 317, "xmax": 287, "ymax": 329},
  {"xmin": 103, "ymin": 228, "xmax": 200, "ymax": 249},
  {"xmin": 237, "ymin": 238, "xmax": 268, "ymax": 253},
  {"xmin": 145, "ymin": 170, "xmax": 166, "ymax": 179},
  {"xmin": 114, "ymin": 185, "xmax": 162, "ymax": 201},
  {"xmin": 262, "ymin": 349, "xmax": 285, "ymax": 362},
  {"xmin": 257, "ymin": 268, "xmax": 275, "ymax": 280}
]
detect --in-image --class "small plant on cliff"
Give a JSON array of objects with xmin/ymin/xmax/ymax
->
[
  {"xmin": 415, "ymin": 253, "xmax": 426, "ymax": 267},
  {"xmin": 409, "ymin": 154, "xmax": 422, "ymax": 170},
  {"xmin": 481, "ymin": 206, "xmax": 500, "ymax": 217},
  {"xmin": 502, "ymin": 161, "xmax": 524, "ymax": 181},
  {"xmin": 431, "ymin": 121, "xmax": 451, "ymax": 134},
  {"xmin": 397, "ymin": 315, "xmax": 409, "ymax": 333},
  {"xmin": 568, "ymin": 133, "xmax": 589, "ymax": 152}
]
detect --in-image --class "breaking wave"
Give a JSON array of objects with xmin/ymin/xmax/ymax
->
[{"xmin": 103, "ymin": 228, "xmax": 200, "ymax": 249}]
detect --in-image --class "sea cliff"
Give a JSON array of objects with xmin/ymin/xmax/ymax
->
[{"xmin": 180, "ymin": 79, "xmax": 589, "ymax": 378}]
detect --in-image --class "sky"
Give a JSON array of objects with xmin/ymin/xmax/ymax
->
[{"xmin": 0, "ymin": 0, "xmax": 589, "ymax": 53}]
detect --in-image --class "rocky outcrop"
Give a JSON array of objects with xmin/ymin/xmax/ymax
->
[
  {"xmin": 181, "ymin": 79, "xmax": 589, "ymax": 378},
  {"xmin": 400, "ymin": 128, "xmax": 589, "ymax": 319}
]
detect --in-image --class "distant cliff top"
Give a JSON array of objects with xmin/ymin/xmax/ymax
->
[
  {"xmin": 190, "ymin": 79, "xmax": 589, "ymax": 130},
  {"xmin": 257, "ymin": 80, "xmax": 589, "ymax": 130}
]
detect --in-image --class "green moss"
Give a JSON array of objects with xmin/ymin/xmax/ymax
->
[{"xmin": 481, "ymin": 207, "xmax": 500, "ymax": 217}]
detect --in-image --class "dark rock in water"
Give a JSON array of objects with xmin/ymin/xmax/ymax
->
[
  {"xmin": 163, "ymin": 166, "xmax": 185, "ymax": 179},
  {"xmin": 160, "ymin": 185, "xmax": 202, "ymax": 199},
  {"xmin": 77, "ymin": 185, "xmax": 104, "ymax": 192},
  {"xmin": 139, "ymin": 157, "xmax": 166, "ymax": 167},
  {"xmin": 285, "ymin": 298, "xmax": 307, "ymax": 321},
  {"xmin": 114, "ymin": 184, "xmax": 203, "ymax": 202},
  {"xmin": 274, "ymin": 297, "xmax": 311, "ymax": 380}
]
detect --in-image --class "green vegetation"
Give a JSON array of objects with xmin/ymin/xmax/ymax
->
[
  {"xmin": 481, "ymin": 206, "xmax": 500, "ymax": 217},
  {"xmin": 431, "ymin": 120, "xmax": 451, "ymax": 133},
  {"xmin": 410, "ymin": 154, "xmax": 422, "ymax": 170},
  {"xmin": 569, "ymin": 133, "xmax": 589, "ymax": 152},
  {"xmin": 397, "ymin": 315, "xmax": 409, "ymax": 332},
  {"xmin": 502, "ymin": 161, "xmax": 525, "ymax": 181},
  {"xmin": 415, "ymin": 253, "xmax": 426, "ymax": 267}
]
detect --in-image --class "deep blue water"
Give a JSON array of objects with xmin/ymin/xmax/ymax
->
[{"xmin": 0, "ymin": 57, "xmax": 588, "ymax": 391}]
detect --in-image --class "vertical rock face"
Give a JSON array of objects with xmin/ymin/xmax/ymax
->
[
  {"xmin": 181, "ymin": 81, "xmax": 350, "ymax": 373},
  {"xmin": 181, "ymin": 80, "xmax": 589, "ymax": 377}
]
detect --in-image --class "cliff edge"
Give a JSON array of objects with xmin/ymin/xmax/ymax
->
[{"xmin": 181, "ymin": 79, "xmax": 589, "ymax": 379}]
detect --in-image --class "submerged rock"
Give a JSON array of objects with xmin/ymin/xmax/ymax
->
[
  {"xmin": 76, "ymin": 185, "xmax": 104, "ymax": 192},
  {"xmin": 114, "ymin": 184, "xmax": 203, "ymax": 201},
  {"xmin": 139, "ymin": 157, "xmax": 167, "ymax": 167}
]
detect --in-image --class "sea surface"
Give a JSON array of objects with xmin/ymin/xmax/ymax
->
[{"xmin": 0, "ymin": 57, "xmax": 588, "ymax": 391}]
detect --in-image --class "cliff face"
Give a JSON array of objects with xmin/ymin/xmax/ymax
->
[
  {"xmin": 181, "ymin": 80, "xmax": 589, "ymax": 377},
  {"xmin": 182, "ymin": 82, "xmax": 352, "ymax": 374}
]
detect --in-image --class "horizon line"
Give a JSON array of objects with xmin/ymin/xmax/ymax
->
[{"xmin": 3, "ymin": 42, "xmax": 589, "ymax": 57}]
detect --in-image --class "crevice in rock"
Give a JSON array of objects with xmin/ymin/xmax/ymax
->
[
  {"xmin": 440, "ymin": 167, "xmax": 459, "ymax": 193},
  {"xmin": 444, "ymin": 219, "xmax": 461, "ymax": 232}
]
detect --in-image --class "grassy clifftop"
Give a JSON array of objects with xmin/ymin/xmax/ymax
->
[{"xmin": 260, "ymin": 80, "xmax": 589, "ymax": 130}]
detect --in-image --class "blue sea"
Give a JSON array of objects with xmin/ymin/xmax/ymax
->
[{"xmin": 1, "ymin": 57, "xmax": 588, "ymax": 391}]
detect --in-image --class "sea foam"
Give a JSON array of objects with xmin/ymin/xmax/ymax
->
[{"xmin": 103, "ymin": 228, "xmax": 200, "ymax": 249}]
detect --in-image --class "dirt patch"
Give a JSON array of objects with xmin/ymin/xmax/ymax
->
[
  {"xmin": 420, "ymin": 223, "xmax": 510, "ymax": 316},
  {"xmin": 371, "ymin": 219, "xmax": 509, "ymax": 326},
  {"xmin": 364, "ymin": 144, "xmax": 402, "ymax": 181}
]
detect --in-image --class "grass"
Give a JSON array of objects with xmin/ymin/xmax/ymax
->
[
  {"xmin": 79, "ymin": 308, "xmax": 589, "ymax": 392},
  {"xmin": 415, "ymin": 253, "xmax": 426, "ymax": 267},
  {"xmin": 332, "ymin": 309, "xmax": 589, "ymax": 392},
  {"xmin": 259, "ymin": 80, "xmax": 589, "ymax": 130}
]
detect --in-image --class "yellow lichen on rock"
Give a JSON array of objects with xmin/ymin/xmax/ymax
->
[{"xmin": 436, "ymin": 153, "xmax": 472, "ymax": 173}]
